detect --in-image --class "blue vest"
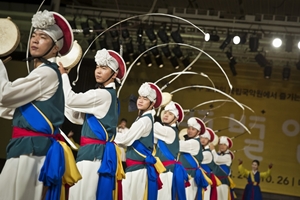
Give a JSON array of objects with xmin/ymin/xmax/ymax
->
[
  {"xmin": 76, "ymin": 87, "xmax": 118, "ymax": 162},
  {"xmin": 126, "ymin": 113, "xmax": 154, "ymax": 172},
  {"xmin": 7, "ymin": 63, "xmax": 64, "ymax": 159}
]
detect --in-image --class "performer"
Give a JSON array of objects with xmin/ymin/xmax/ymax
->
[
  {"xmin": 238, "ymin": 159, "xmax": 273, "ymax": 200},
  {"xmin": 200, "ymin": 128, "xmax": 227, "ymax": 200},
  {"xmin": 114, "ymin": 82, "xmax": 166, "ymax": 200},
  {"xmin": 210, "ymin": 136, "xmax": 235, "ymax": 199},
  {"xmin": 0, "ymin": 10, "xmax": 81, "ymax": 200},
  {"xmin": 117, "ymin": 118, "xmax": 129, "ymax": 170},
  {"xmin": 155, "ymin": 101, "xmax": 189, "ymax": 200},
  {"xmin": 61, "ymin": 48, "xmax": 126, "ymax": 200},
  {"xmin": 179, "ymin": 117, "xmax": 210, "ymax": 200}
]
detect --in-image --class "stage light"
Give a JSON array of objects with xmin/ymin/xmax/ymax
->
[
  {"xmin": 161, "ymin": 45, "xmax": 171, "ymax": 59},
  {"xmin": 157, "ymin": 29, "xmax": 169, "ymax": 43},
  {"xmin": 98, "ymin": 34, "xmax": 108, "ymax": 49},
  {"xmin": 123, "ymin": 52, "xmax": 130, "ymax": 65},
  {"xmin": 282, "ymin": 67, "xmax": 291, "ymax": 80},
  {"xmin": 81, "ymin": 19, "xmax": 91, "ymax": 37},
  {"xmin": 204, "ymin": 33, "xmax": 210, "ymax": 41},
  {"xmin": 172, "ymin": 46, "xmax": 184, "ymax": 60},
  {"xmin": 219, "ymin": 35, "xmax": 232, "ymax": 50},
  {"xmin": 171, "ymin": 30, "xmax": 183, "ymax": 43},
  {"xmin": 249, "ymin": 36, "xmax": 259, "ymax": 52},
  {"xmin": 122, "ymin": 28, "xmax": 130, "ymax": 40},
  {"xmin": 182, "ymin": 56, "xmax": 190, "ymax": 67},
  {"xmin": 125, "ymin": 40, "xmax": 134, "ymax": 55},
  {"xmin": 229, "ymin": 62, "xmax": 237, "ymax": 76},
  {"xmin": 112, "ymin": 38, "xmax": 120, "ymax": 52},
  {"xmin": 233, "ymin": 36, "xmax": 240, "ymax": 45},
  {"xmin": 155, "ymin": 55, "xmax": 164, "ymax": 68},
  {"xmin": 137, "ymin": 27, "xmax": 143, "ymax": 44},
  {"xmin": 285, "ymin": 36, "xmax": 294, "ymax": 52},
  {"xmin": 145, "ymin": 28, "xmax": 157, "ymax": 43},
  {"xmin": 226, "ymin": 51, "xmax": 237, "ymax": 65},
  {"xmin": 298, "ymin": 41, "xmax": 300, "ymax": 50},
  {"xmin": 110, "ymin": 28, "xmax": 119, "ymax": 39},
  {"xmin": 255, "ymin": 54, "xmax": 269, "ymax": 67},
  {"xmin": 88, "ymin": 36, "xmax": 96, "ymax": 52},
  {"xmin": 169, "ymin": 56, "xmax": 179, "ymax": 69},
  {"xmin": 264, "ymin": 66, "xmax": 272, "ymax": 79},
  {"xmin": 150, "ymin": 46, "xmax": 160, "ymax": 58},
  {"xmin": 272, "ymin": 38, "xmax": 282, "ymax": 48},
  {"xmin": 132, "ymin": 53, "xmax": 141, "ymax": 66},
  {"xmin": 143, "ymin": 53, "xmax": 152, "ymax": 67}
]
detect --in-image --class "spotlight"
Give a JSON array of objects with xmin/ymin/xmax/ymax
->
[
  {"xmin": 182, "ymin": 56, "xmax": 190, "ymax": 67},
  {"xmin": 123, "ymin": 52, "xmax": 130, "ymax": 65},
  {"xmin": 99, "ymin": 34, "xmax": 108, "ymax": 49},
  {"xmin": 285, "ymin": 36, "xmax": 294, "ymax": 52},
  {"xmin": 205, "ymin": 32, "xmax": 220, "ymax": 42},
  {"xmin": 161, "ymin": 45, "xmax": 172, "ymax": 59},
  {"xmin": 298, "ymin": 41, "xmax": 300, "ymax": 50},
  {"xmin": 172, "ymin": 46, "xmax": 184, "ymax": 60},
  {"xmin": 122, "ymin": 28, "xmax": 130, "ymax": 40},
  {"xmin": 233, "ymin": 36, "xmax": 240, "ymax": 45},
  {"xmin": 171, "ymin": 30, "xmax": 183, "ymax": 43},
  {"xmin": 81, "ymin": 19, "xmax": 91, "ymax": 37},
  {"xmin": 264, "ymin": 66, "xmax": 272, "ymax": 79},
  {"xmin": 150, "ymin": 46, "xmax": 160, "ymax": 58},
  {"xmin": 282, "ymin": 67, "xmax": 291, "ymax": 80},
  {"xmin": 138, "ymin": 42, "xmax": 147, "ymax": 53},
  {"xmin": 229, "ymin": 62, "xmax": 237, "ymax": 76},
  {"xmin": 226, "ymin": 51, "xmax": 237, "ymax": 65},
  {"xmin": 155, "ymin": 55, "xmax": 164, "ymax": 68},
  {"xmin": 112, "ymin": 38, "xmax": 120, "ymax": 52},
  {"xmin": 249, "ymin": 36, "xmax": 259, "ymax": 52},
  {"xmin": 137, "ymin": 27, "xmax": 143, "ymax": 44},
  {"xmin": 145, "ymin": 28, "xmax": 157, "ymax": 43},
  {"xmin": 272, "ymin": 38, "xmax": 282, "ymax": 48},
  {"xmin": 89, "ymin": 18, "xmax": 103, "ymax": 34},
  {"xmin": 169, "ymin": 56, "xmax": 179, "ymax": 69},
  {"xmin": 157, "ymin": 29, "xmax": 169, "ymax": 43},
  {"xmin": 125, "ymin": 39, "xmax": 134, "ymax": 55},
  {"xmin": 255, "ymin": 54, "xmax": 270, "ymax": 67},
  {"xmin": 219, "ymin": 35, "xmax": 232, "ymax": 50},
  {"xmin": 143, "ymin": 53, "xmax": 152, "ymax": 67},
  {"xmin": 132, "ymin": 53, "xmax": 141, "ymax": 66},
  {"xmin": 88, "ymin": 36, "xmax": 96, "ymax": 52}
]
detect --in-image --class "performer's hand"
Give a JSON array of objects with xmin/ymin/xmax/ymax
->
[
  {"xmin": 269, "ymin": 163, "xmax": 273, "ymax": 169},
  {"xmin": 209, "ymin": 143, "xmax": 215, "ymax": 150},
  {"xmin": 238, "ymin": 158, "xmax": 243, "ymax": 165},
  {"xmin": 58, "ymin": 62, "xmax": 68, "ymax": 74}
]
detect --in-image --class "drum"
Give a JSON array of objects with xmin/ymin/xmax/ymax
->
[
  {"xmin": 0, "ymin": 17, "xmax": 20, "ymax": 57},
  {"xmin": 161, "ymin": 92, "xmax": 173, "ymax": 107},
  {"xmin": 212, "ymin": 134, "xmax": 219, "ymax": 146},
  {"xmin": 179, "ymin": 128, "xmax": 187, "ymax": 140},
  {"xmin": 56, "ymin": 40, "xmax": 82, "ymax": 71}
]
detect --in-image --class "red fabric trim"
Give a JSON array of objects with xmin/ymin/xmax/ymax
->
[
  {"xmin": 118, "ymin": 180, "xmax": 122, "ymax": 200},
  {"xmin": 210, "ymin": 173, "xmax": 218, "ymax": 200},
  {"xmin": 80, "ymin": 136, "xmax": 106, "ymax": 146},
  {"xmin": 162, "ymin": 160, "xmax": 178, "ymax": 167},
  {"xmin": 12, "ymin": 127, "xmax": 64, "ymax": 141}
]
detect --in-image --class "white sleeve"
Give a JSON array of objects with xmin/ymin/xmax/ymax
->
[
  {"xmin": 0, "ymin": 61, "xmax": 59, "ymax": 108},
  {"xmin": 202, "ymin": 150, "xmax": 213, "ymax": 164},
  {"xmin": 153, "ymin": 122, "xmax": 176, "ymax": 144},
  {"xmin": 212, "ymin": 150, "xmax": 231, "ymax": 166},
  {"xmin": 179, "ymin": 139, "xmax": 200, "ymax": 156},
  {"xmin": 64, "ymin": 105, "xmax": 85, "ymax": 125},
  {"xmin": 62, "ymin": 74, "xmax": 112, "ymax": 119},
  {"xmin": 0, "ymin": 107, "xmax": 15, "ymax": 119},
  {"xmin": 114, "ymin": 116, "xmax": 152, "ymax": 146}
]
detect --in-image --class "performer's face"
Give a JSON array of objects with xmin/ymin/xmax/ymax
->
[
  {"xmin": 218, "ymin": 143, "xmax": 228, "ymax": 152},
  {"xmin": 30, "ymin": 30, "xmax": 59, "ymax": 58},
  {"xmin": 187, "ymin": 126, "xmax": 199, "ymax": 138},
  {"xmin": 200, "ymin": 137, "xmax": 209, "ymax": 146},
  {"xmin": 252, "ymin": 162, "xmax": 259, "ymax": 171},
  {"xmin": 95, "ymin": 65, "xmax": 116, "ymax": 84},
  {"xmin": 137, "ymin": 96, "xmax": 152, "ymax": 111},
  {"xmin": 162, "ymin": 111, "xmax": 176, "ymax": 124}
]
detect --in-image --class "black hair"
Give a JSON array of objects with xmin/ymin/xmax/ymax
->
[
  {"xmin": 120, "ymin": 118, "xmax": 127, "ymax": 123},
  {"xmin": 252, "ymin": 160, "xmax": 260, "ymax": 166}
]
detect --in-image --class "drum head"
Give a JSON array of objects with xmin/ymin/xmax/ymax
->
[
  {"xmin": 0, "ymin": 18, "xmax": 20, "ymax": 57},
  {"xmin": 161, "ymin": 92, "xmax": 173, "ymax": 107},
  {"xmin": 212, "ymin": 134, "xmax": 219, "ymax": 146},
  {"xmin": 57, "ymin": 40, "xmax": 82, "ymax": 70},
  {"xmin": 179, "ymin": 128, "xmax": 188, "ymax": 140}
]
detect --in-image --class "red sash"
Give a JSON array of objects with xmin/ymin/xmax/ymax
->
[
  {"xmin": 80, "ymin": 136, "xmax": 107, "ymax": 146},
  {"xmin": 12, "ymin": 127, "xmax": 64, "ymax": 141}
]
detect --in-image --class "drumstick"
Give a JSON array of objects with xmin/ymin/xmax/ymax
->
[{"xmin": 2, "ymin": 56, "xmax": 12, "ymax": 64}]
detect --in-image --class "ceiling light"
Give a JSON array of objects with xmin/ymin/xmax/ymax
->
[{"xmin": 272, "ymin": 38, "xmax": 282, "ymax": 48}]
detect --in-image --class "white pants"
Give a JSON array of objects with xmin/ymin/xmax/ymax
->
[
  {"xmin": 122, "ymin": 168, "xmax": 147, "ymax": 200},
  {"xmin": 185, "ymin": 177, "xmax": 198, "ymax": 200},
  {"xmin": 217, "ymin": 184, "xmax": 229, "ymax": 200},
  {"xmin": 157, "ymin": 171, "xmax": 173, "ymax": 200},
  {"xmin": 0, "ymin": 155, "xmax": 45, "ymax": 200},
  {"xmin": 68, "ymin": 160, "xmax": 101, "ymax": 200},
  {"xmin": 203, "ymin": 185, "xmax": 211, "ymax": 200}
]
